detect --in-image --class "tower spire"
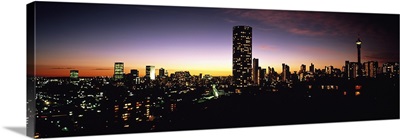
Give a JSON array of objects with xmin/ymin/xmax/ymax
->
[{"xmin": 356, "ymin": 34, "xmax": 362, "ymax": 77}]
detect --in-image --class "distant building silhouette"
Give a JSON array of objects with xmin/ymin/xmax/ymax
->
[
  {"xmin": 300, "ymin": 64, "xmax": 306, "ymax": 74},
  {"xmin": 309, "ymin": 63, "xmax": 315, "ymax": 73},
  {"xmin": 260, "ymin": 68, "xmax": 266, "ymax": 85},
  {"xmin": 131, "ymin": 69, "xmax": 139, "ymax": 78},
  {"xmin": 114, "ymin": 62, "xmax": 124, "ymax": 80},
  {"xmin": 146, "ymin": 65, "xmax": 155, "ymax": 80},
  {"xmin": 253, "ymin": 58, "xmax": 259, "ymax": 85},
  {"xmin": 345, "ymin": 61, "xmax": 358, "ymax": 79},
  {"xmin": 325, "ymin": 65, "xmax": 333, "ymax": 75},
  {"xmin": 70, "ymin": 70, "xmax": 79, "ymax": 79},
  {"xmin": 282, "ymin": 63, "xmax": 290, "ymax": 82},
  {"xmin": 232, "ymin": 25, "xmax": 252, "ymax": 92},
  {"xmin": 159, "ymin": 68, "xmax": 165, "ymax": 78},
  {"xmin": 383, "ymin": 62, "xmax": 399, "ymax": 78},
  {"xmin": 130, "ymin": 69, "xmax": 140, "ymax": 84}
]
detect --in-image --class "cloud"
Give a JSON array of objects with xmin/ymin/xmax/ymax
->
[
  {"xmin": 51, "ymin": 67, "xmax": 75, "ymax": 69},
  {"xmin": 224, "ymin": 9, "xmax": 385, "ymax": 37},
  {"xmin": 364, "ymin": 52, "xmax": 399, "ymax": 64},
  {"xmin": 224, "ymin": 18, "xmax": 237, "ymax": 23},
  {"xmin": 257, "ymin": 45, "xmax": 277, "ymax": 51}
]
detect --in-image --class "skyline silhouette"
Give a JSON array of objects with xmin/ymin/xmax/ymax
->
[{"xmin": 27, "ymin": 2, "xmax": 399, "ymax": 138}]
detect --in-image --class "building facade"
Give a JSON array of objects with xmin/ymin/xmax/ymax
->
[
  {"xmin": 114, "ymin": 62, "xmax": 124, "ymax": 80},
  {"xmin": 232, "ymin": 26, "xmax": 252, "ymax": 92},
  {"xmin": 146, "ymin": 65, "xmax": 155, "ymax": 80}
]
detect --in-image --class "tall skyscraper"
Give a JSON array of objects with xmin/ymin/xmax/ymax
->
[
  {"xmin": 146, "ymin": 65, "xmax": 155, "ymax": 80},
  {"xmin": 130, "ymin": 69, "xmax": 140, "ymax": 84},
  {"xmin": 345, "ymin": 61, "xmax": 358, "ymax": 79},
  {"xmin": 260, "ymin": 68, "xmax": 266, "ymax": 85},
  {"xmin": 159, "ymin": 68, "xmax": 165, "ymax": 78},
  {"xmin": 282, "ymin": 63, "xmax": 290, "ymax": 81},
  {"xmin": 232, "ymin": 25, "xmax": 252, "ymax": 91},
  {"xmin": 253, "ymin": 58, "xmax": 259, "ymax": 85},
  {"xmin": 114, "ymin": 62, "xmax": 124, "ymax": 80},
  {"xmin": 300, "ymin": 64, "xmax": 306, "ymax": 73},
  {"xmin": 363, "ymin": 61, "xmax": 378, "ymax": 78},
  {"xmin": 345, "ymin": 60, "xmax": 350, "ymax": 79},
  {"xmin": 309, "ymin": 63, "xmax": 315, "ymax": 73},
  {"xmin": 356, "ymin": 37, "xmax": 362, "ymax": 77},
  {"xmin": 70, "ymin": 70, "xmax": 79, "ymax": 79},
  {"xmin": 268, "ymin": 66, "xmax": 272, "ymax": 75}
]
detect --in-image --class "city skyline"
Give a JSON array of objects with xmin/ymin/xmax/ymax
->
[
  {"xmin": 34, "ymin": 3, "xmax": 399, "ymax": 77},
  {"xmin": 27, "ymin": 2, "xmax": 399, "ymax": 138}
]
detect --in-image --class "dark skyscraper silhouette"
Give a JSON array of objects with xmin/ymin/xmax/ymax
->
[
  {"xmin": 356, "ymin": 37, "xmax": 362, "ymax": 77},
  {"xmin": 253, "ymin": 58, "xmax": 259, "ymax": 85},
  {"xmin": 282, "ymin": 63, "xmax": 290, "ymax": 81},
  {"xmin": 130, "ymin": 69, "xmax": 139, "ymax": 78},
  {"xmin": 232, "ymin": 26, "xmax": 252, "ymax": 93},
  {"xmin": 159, "ymin": 68, "xmax": 165, "ymax": 78},
  {"xmin": 310, "ymin": 63, "xmax": 315, "ymax": 73}
]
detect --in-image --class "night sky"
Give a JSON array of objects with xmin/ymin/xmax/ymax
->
[{"xmin": 34, "ymin": 2, "xmax": 399, "ymax": 77}]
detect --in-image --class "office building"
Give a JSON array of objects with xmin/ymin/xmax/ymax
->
[
  {"xmin": 282, "ymin": 63, "xmax": 290, "ymax": 82},
  {"xmin": 253, "ymin": 58, "xmax": 259, "ymax": 85},
  {"xmin": 114, "ymin": 62, "xmax": 124, "ymax": 80},
  {"xmin": 159, "ymin": 68, "xmax": 165, "ymax": 78},
  {"xmin": 363, "ymin": 61, "xmax": 378, "ymax": 78},
  {"xmin": 232, "ymin": 25, "xmax": 252, "ymax": 91},
  {"xmin": 300, "ymin": 64, "xmax": 306, "ymax": 74},
  {"xmin": 146, "ymin": 65, "xmax": 155, "ymax": 80},
  {"xmin": 70, "ymin": 70, "xmax": 79, "ymax": 79},
  {"xmin": 309, "ymin": 63, "xmax": 315, "ymax": 73}
]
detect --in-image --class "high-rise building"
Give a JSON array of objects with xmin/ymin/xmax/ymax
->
[
  {"xmin": 325, "ymin": 65, "xmax": 333, "ymax": 75},
  {"xmin": 356, "ymin": 37, "xmax": 362, "ymax": 77},
  {"xmin": 130, "ymin": 69, "xmax": 140, "ymax": 84},
  {"xmin": 260, "ymin": 68, "xmax": 266, "ymax": 84},
  {"xmin": 253, "ymin": 58, "xmax": 259, "ymax": 85},
  {"xmin": 131, "ymin": 69, "xmax": 139, "ymax": 78},
  {"xmin": 363, "ymin": 61, "xmax": 378, "ymax": 78},
  {"xmin": 159, "ymin": 68, "xmax": 165, "ymax": 78},
  {"xmin": 146, "ymin": 65, "xmax": 155, "ymax": 80},
  {"xmin": 70, "ymin": 70, "xmax": 79, "ymax": 79},
  {"xmin": 345, "ymin": 61, "xmax": 358, "ymax": 79},
  {"xmin": 383, "ymin": 62, "xmax": 399, "ymax": 78},
  {"xmin": 114, "ymin": 62, "xmax": 124, "ymax": 80},
  {"xmin": 300, "ymin": 64, "xmax": 306, "ymax": 73},
  {"xmin": 309, "ymin": 63, "xmax": 315, "ymax": 73},
  {"xmin": 232, "ymin": 25, "xmax": 252, "ymax": 91},
  {"xmin": 282, "ymin": 63, "xmax": 290, "ymax": 82},
  {"xmin": 268, "ymin": 66, "xmax": 272, "ymax": 75}
]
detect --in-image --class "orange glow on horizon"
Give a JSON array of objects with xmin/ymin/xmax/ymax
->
[
  {"xmin": 35, "ymin": 65, "xmax": 232, "ymax": 77},
  {"xmin": 35, "ymin": 61, "xmax": 347, "ymax": 77}
]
